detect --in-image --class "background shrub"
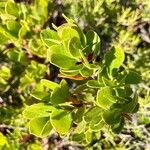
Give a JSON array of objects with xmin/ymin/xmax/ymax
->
[{"xmin": 0, "ymin": 0, "xmax": 149, "ymax": 149}]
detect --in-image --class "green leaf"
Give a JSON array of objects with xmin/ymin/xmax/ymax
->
[
  {"xmin": 57, "ymin": 23, "xmax": 71, "ymax": 38},
  {"xmin": 29, "ymin": 117, "xmax": 52, "ymax": 137},
  {"xmin": 62, "ymin": 14, "xmax": 75, "ymax": 24},
  {"xmin": 85, "ymin": 130, "xmax": 93, "ymax": 144},
  {"xmin": 29, "ymin": 39, "xmax": 47, "ymax": 58},
  {"xmin": 40, "ymin": 29, "xmax": 60, "ymax": 47},
  {"xmin": 5, "ymin": 1, "xmax": 20, "ymax": 17},
  {"xmin": 0, "ymin": 66, "xmax": 11, "ymax": 80},
  {"xmin": 18, "ymin": 25, "xmax": 29, "ymax": 39},
  {"xmin": 90, "ymin": 120, "xmax": 104, "ymax": 131},
  {"xmin": 51, "ymin": 79, "xmax": 70, "ymax": 105},
  {"xmin": 50, "ymin": 54, "xmax": 77, "ymax": 69},
  {"xmin": 60, "ymin": 69, "xmax": 80, "ymax": 77},
  {"xmin": 118, "ymin": 70, "xmax": 142, "ymax": 85},
  {"xmin": 57, "ymin": 23, "xmax": 86, "ymax": 51},
  {"xmin": 132, "ymin": 103, "xmax": 139, "ymax": 113},
  {"xmin": 124, "ymin": 71, "xmax": 142, "ymax": 84},
  {"xmin": 0, "ymin": 32, "xmax": 9, "ymax": 44},
  {"xmin": 73, "ymin": 84, "xmax": 88, "ymax": 94},
  {"xmin": 86, "ymin": 30, "xmax": 100, "ymax": 58},
  {"xmin": 0, "ymin": 13, "xmax": 16, "ymax": 20},
  {"xmin": 79, "ymin": 66, "xmax": 93, "ymax": 77},
  {"xmin": 72, "ymin": 25, "xmax": 86, "ymax": 47},
  {"xmin": 74, "ymin": 120, "xmax": 86, "ymax": 134},
  {"xmin": 73, "ymin": 106, "xmax": 85, "ymax": 123},
  {"xmin": 84, "ymin": 106, "xmax": 104, "ymax": 131},
  {"xmin": 103, "ymin": 109, "xmax": 121, "ymax": 125},
  {"xmin": 121, "ymin": 92, "xmax": 138, "ymax": 113},
  {"xmin": 104, "ymin": 46, "xmax": 124, "ymax": 75},
  {"xmin": 50, "ymin": 109, "xmax": 72, "ymax": 134},
  {"xmin": 72, "ymin": 133, "xmax": 85, "ymax": 142},
  {"xmin": 111, "ymin": 117, "xmax": 125, "ymax": 134},
  {"xmin": 41, "ymin": 79, "xmax": 59, "ymax": 90},
  {"xmin": 23, "ymin": 103, "xmax": 54, "ymax": 119},
  {"xmin": 7, "ymin": 49, "xmax": 28, "ymax": 66},
  {"xmin": 102, "ymin": 77, "xmax": 115, "ymax": 87},
  {"xmin": 47, "ymin": 44, "xmax": 70, "ymax": 61},
  {"xmin": 6, "ymin": 20, "xmax": 21, "ymax": 36},
  {"xmin": 0, "ymin": 26, "xmax": 16, "ymax": 42},
  {"xmin": 96, "ymin": 87, "xmax": 117, "ymax": 109},
  {"xmin": 87, "ymin": 80, "xmax": 103, "ymax": 88},
  {"xmin": 115, "ymin": 87, "xmax": 133, "ymax": 98},
  {"xmin": 84, "ymin": 107, "xmax": 102, "ymax": 123},
  {"xmin": 30, "ymin": 91, "xmax": 50, "ymax": 101},
  {"xmin": 59, "ymin": 25, "xmax": 80, "ymax": 41},
  {"xmin": 68, "ymin": 37, "xmax": 82, "ymax": 58}
]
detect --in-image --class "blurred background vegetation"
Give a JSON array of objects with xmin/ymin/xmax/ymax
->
[{"xmin": 0, "ymin": 0, "xmax": 149, "ymax": 149}]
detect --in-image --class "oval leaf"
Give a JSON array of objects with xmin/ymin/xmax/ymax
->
[
  {"xmin": 23, "ymin": 103, "xmax": 54, "ymax": 119},
  {"xmin": 29, "ymin": 117, "xmax": 52, "ymax": 137},
  {"xmin": 96, "ymin": 87, "xmax": 117, "ymax": 110},
  {"xmin": 104, "ymin": 46, "xmax": 125, "ymax": 76},
  {"xmin": 5, "ymin": 1, "xmax": 20, "ymax": 17},
  {"xmin": 51, "ymin": 79, "xmax": 70, "ymax": 105},
  {"xmin": 50, "ymin": 54, "xmax": 77, "ymax": 69},
  {"xmin": 41, "ymin": 79, "xmax": 59, "ymax": 90},
  {"xmin": 50, "ymin": 109, "xmax": 72, "ymax": 134},
  {"xmin": 40, "ymin": 29, "xmax": 60, "ymax": 47}
]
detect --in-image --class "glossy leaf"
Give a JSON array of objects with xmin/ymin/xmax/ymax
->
[
  {"xmin": 84, "ymin": 106, "xmax": 104, "ymax": 131},
  {"xmin": 41, "ymin": 79, "xmax": 59, "ymax": 90},
  {"xmin": 51, "ymin": 79, "xmax": 70, "ymax": 104},
  {"xmin": 102, "ymin": 77, "xmax": 115, "ymax": 87},
  {"xmin": 72, "ymin": 133, "xmax": 85, "ymax": 142},
  {"xmin": 50, "ymin": 109, "xmax": 72, "ymax": 134},
  {"xmin": 73, "ymin": 106, "xmax": 85, "ymax": 123},
  {"xmin": 124, "ymin": 71, "xmax": 142, "ymax": 84},
  {"xmin": 40, "ymin": 29, "xmax": 60, "ymax": 47},
  {"xmin": 86, "ymin": 30, "xmax": 100, "ymax": 58},
  {"xmin": 29, "ymin": 117, "xmax": 52, "ymax": 137},
  {"xmin": 6, "ymin": 20, "xmax": 21, "ymax": 36},
  {"xmin": 30, "ymin": 91, "xmax": 50, "ymax": 101},
  {"xmin": 23, "ymin": 103, "xmax": 54, "ymax": 119},
  {"xmin": 18, "ymin": 25, "xmax": 29, "ymax": 39},
  {"xmin": 85, "ymin": 130, "xmax": 93, "ymax": 144},
  {"xmin": 90, "ymin": 120, "xmax": 105, "ymax": 131},
  {"xmin": 69, "ymin": 37, "xmax": 82, "ymax": 58},
  {"xmin": 79, "ymin": 66, "xmax": 93, "ymax": 77},
  {"xmin": 115, "ymin": 87, "xmax": 133, "ymax": 98},
  {"xmin": 74, "ymin": 120, "xmax": 86, "ymax": 134},
  {"xmin": 121, "ymin": 92, "xmax": 138, "ymax": 113},
  {"xmin": 84, "ymin": 106, "xmax": 102, "ymax": 122},
  {"xmin": 47, "ymin": 44, "xmax": 69, "ymax": 61},
  {"xmin": 103, "ymin": 109, "xmax": 121, "ymax": 125},
  {"xmin": 87, "ymin": 80, "xmax": 103, "ymax": 88},
  {"xmin": 104, "ymin": 46, "xmax": 125, "ymax": 75},
  {"xmin": 59, "ymin": 69, "xmax": 80, "ymax": 77},
  {"xmin": 50, "ymin": 54, "xmax": 77, "ymax": 69},
  {"xmin": 0, "ymin": 32, "xmax": 9, "ymax": 44},
  {"xmin": 5, "ymin": 1, "xmax": 20, "ymax": 17},
  {"xmin": 59, "ymin": 25, "xmax": 80, "ymax": 41},
  {"xmin": 111, "ymin": 117, "xmax": 125, "ymax": 134},
  {"xmin": 96, "ymin": 87, "xmax": 117, "ymax": 109}
]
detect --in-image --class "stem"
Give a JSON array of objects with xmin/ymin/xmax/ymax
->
[{"xmin": 79, "ymin": 49, "xmax": 91, "ymax": 68}]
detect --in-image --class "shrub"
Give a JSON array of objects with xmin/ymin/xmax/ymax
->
[
  {"xmin": 0, "ymin": 0, "xmax": 147, "ymax": 149},
  {"xmin": 23, "ymin": 17, "xmax": 141, "ymax": 143}
]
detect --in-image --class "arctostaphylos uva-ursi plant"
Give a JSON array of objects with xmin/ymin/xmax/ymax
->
[{"xmin": 23, "ymin": 16, "xmax": 142, "ymax": 144}]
